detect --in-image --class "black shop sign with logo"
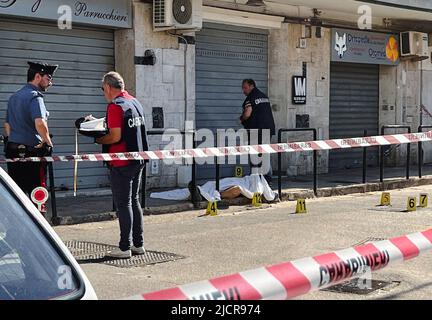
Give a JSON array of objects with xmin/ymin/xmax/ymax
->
[{"xmin": 292, "ymin": 76, "xmax": 307, "ymax": 105}]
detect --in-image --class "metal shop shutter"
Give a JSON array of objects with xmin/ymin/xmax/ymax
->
[
  {"xmin": 0, "ymin": 18, "xmax": 114, "ymax": 190},
  {"xmin": 195, "ymin": 23, "xmax": 268, "ymax": 180},
  {"xmin": 329, "ymin": 62, "xmax": 379, "ymax": 171}
]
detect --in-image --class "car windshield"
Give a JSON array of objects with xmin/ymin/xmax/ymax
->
[{"xmin": 0, "ymin": 179, "xmax": 81, "ymax": 300}]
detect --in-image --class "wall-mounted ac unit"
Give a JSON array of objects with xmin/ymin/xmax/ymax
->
[
  {"xmin": 400, "ymin": 31, "xmax": 429, "ymax": 60},
  {"xmin": 153, "ymin": 0, "xmax": 202, "ymax": 32}
]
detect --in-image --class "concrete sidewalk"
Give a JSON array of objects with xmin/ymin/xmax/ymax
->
[{"xmin": 49, "ymin": 164, "xmax": 432, "ymax": 225}]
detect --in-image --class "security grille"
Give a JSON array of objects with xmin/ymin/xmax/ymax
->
[
  {"xmin": 329, "ymin": 62, "xmax": 379, "ymax": 170},
  {"xmin": 154, "ymin": 0, "xmax": 166, "ymax": 24}
]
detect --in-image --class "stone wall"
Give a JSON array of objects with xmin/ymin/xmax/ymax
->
[
  {"xmin": 116, "ymin": 1, "xmax": 196, "ymax": 188},
  {"xmin": 380, "ymin": 60, "xmax": 422, "ymax": 166},
  {"xmin": 269, "ymin": 24, "xmax": 330, "ymax": 176}
]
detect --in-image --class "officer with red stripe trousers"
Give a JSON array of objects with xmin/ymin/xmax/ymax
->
[{"xmin": 3, "ymin": 61, "xmax": 57, "ymax": 215}]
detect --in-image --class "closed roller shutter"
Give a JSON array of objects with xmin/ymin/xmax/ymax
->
[
  {"xmin": 329, "ymin": 62, "xmax": 379, "ymax": 170},
  {"xmin": 0, "ymin": 18, "xmax": 114, "ymax": 189},
  {"xmin": 195, "ymin": 23, "xmax": 268, "ymax": 180}
]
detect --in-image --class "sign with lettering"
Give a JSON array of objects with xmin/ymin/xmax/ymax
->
[
  {"xmin": 0, "ymin": 0, "xmax": 132, "ymax": 28},
  {"xmin": 292, "ymin": 76, "xmax": 307, "ymax": 105},
  {"xmin": 332, "ymin": 28, "xmax": 399, "ymax": 65}
]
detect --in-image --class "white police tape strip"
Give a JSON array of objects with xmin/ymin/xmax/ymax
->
[
  {"xmin": 125, "ymin": 229, "xmax": 432, "ymax": 300},
  {"xmin": 1, "ymin": 131, "xmax": 431, "ymax": 163}
]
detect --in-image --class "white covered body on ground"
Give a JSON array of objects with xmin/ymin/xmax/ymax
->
[{"xmin": 150, "ymin": 174, "xmax": 276, "ymax": 202}]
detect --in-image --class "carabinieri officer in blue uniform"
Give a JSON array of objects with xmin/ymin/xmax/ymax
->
[{"xmin": 4, "ymin": 62, "xmax": 57, "ymax": 212}]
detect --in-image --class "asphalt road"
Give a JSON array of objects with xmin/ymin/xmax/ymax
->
[{"xmin": 54, "ymin": 185, "xmax": 432, "ymax": 300}]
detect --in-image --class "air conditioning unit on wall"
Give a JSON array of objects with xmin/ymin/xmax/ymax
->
[
  {"xmin": 153, "ymin": 0, "xmax": 203, "ymax": 32},
  {"xmin": 400, "ymin": 31, "xmax": 429, "ymax": 61}
]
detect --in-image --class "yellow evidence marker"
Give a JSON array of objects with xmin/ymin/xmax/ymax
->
[
  {"xmin": 295, "ymin": 199, "xmax": 307, "ymax": 214},
  {"xmin": 407, "ymin": 197, "xmax": 417, "ymax": 212},
  {"xmin": 380, "ymin": 192, "xmax": 391, "ymax": 206},
  {"xmin": 419, "ymin": 194, "xmax": 428, "ymax": 208},
  {"xmin": 235, "ymin": 166, "xmax": 244, "ymax": 178},
  {"xmin": 206, "ymin": 201, "xmax": 218, "ymax": 216},
  {"xmin": 252, "ymin": 193, "xmax": 263, "ymax": 207}
]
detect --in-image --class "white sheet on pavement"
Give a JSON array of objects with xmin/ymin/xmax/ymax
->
[{"xmin": 150, "ymin": 174, "xmax": 276, "ymax": 202}]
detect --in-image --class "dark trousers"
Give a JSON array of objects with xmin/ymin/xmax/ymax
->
[
  {"xmin": 6, "ymin": 144, "xmax": 47, "ymax": 196},
  {"xmin": 110, "ymin": 162, "xmax": 145, "ymax": 251},
  {"xmin": 247, "ymin": 129, "xmax": 273, "ymax": 178}
]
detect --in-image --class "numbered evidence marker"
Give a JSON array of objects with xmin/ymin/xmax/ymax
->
[
  {"xmin": 252, "ymin": 193, "xmax": 263, "ymax": 207},
  {"xmin": 407, "ymin": 197, "xmax": 417, "ymax": 212},
  {"xmin": 419, "ymin": 194, "xmax": 428, "ymax": 208},
  {"xmin": 206, "ymin": 201, "xmax": 218, "ymax": 216},
  {"xmin": 235, "ymin": 166, "xmax": 244, "ymax": 178},
  {"xmin": 380, "ymin": 192, "xmax": 391, "ymax": 206},
  {"xmin": 295, "ymin": 199, "xmax": 307, "ymax": 214}
]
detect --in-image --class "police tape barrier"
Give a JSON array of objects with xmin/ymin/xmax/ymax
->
[
  {"xmin": 126, "ymin": 229, "xmax": 432, "ymax": 300},
  {"xmin": 1, "ymin": 131, "xmax": 432, "ymax": 163}
]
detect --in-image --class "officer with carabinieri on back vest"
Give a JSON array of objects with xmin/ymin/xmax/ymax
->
[
  {"xmin": 93, "ymin": 71, "xmax": 148, "ymax": 259},
  {"xmin": 3, "ymin": 61, "xmax": 57, "ymax": 214},
  {"xmin": 240, "ymin": 79, "xmax": 276, "ymax": 184}
]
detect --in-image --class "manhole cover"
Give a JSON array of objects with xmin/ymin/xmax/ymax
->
[
  {"xmin": 322, "ymin": 237, "xmax": 400, "ymax": 295},
  {"xmin": 323, "ymin": 279, "xmax": 400, "ymax": 295},
  {"xmin": 64, "ymin": 241, "xmax": 186, "ymax": 268},
  {"xmin": 352, "ymin": 237, "xmax": 386, "ymax": 247}
]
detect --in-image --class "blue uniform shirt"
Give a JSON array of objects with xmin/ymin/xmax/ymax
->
[{"xmin": 6, "ymin": 84, "xmax": 49, "ymax": 146}]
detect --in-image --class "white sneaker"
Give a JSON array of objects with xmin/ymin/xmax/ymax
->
[
  {"xmin": 106, "ymin": 248, "xmax": 132, "ymax": 259},
  {"xmin": 131, "ymin": 246, "xmax": 146, "ymax": 255}
]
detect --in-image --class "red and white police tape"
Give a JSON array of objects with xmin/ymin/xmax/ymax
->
[
  {"xmin": 127, "ymin": 229, "xmax": 432, "ymax": 300},
  {"xmin": 1, "ymin": 131, "xmax": 432, "ymax": 163}
]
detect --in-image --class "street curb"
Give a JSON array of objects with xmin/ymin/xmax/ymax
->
[
  {"xmin": 53, "ymin": 212, "xmax": 117, "ymax": 226},
  {"xmin": 53, "ymin": 176, "xmax": 432, "ymax": 226}
]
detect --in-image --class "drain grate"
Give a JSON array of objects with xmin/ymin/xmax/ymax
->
[
  {"xmin": 323, "ymin": 279, "xmax": 400, "ymax": 295},
  {"xmin": 64, "ymin": 240, "xmax": 186, "ymax": 268},
  {"xmin": 64, "ymin": 240, "xmax": 112, "ymax": 257},
  {"xmin": 352, "ymin": 237, "xmax": 386, "ymax": 247}
]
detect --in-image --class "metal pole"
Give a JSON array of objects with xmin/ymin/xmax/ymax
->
[
  {"xmin": 278, "ymin": 130, "xmax": 282, "ymax": 198},
  {"xmin": 247, "ymin": 129, "xmax": 252, "ymax": 175},
  {"xmin": 380, "ymin": 127, "xmax": 384, "ymax": 183},
  {"xmin": 192, "ymin": 131, "xmax": 198, "ymax": 208},
  {"xmin": 313, "ymin": 129, "xmax": 317, "ymax": 196},
  {"xmin": 362, "ymin": 130, "xmax": 367, "ymax": 184},
  {"xmin": 216, "ymin": 160, "xmax": 220, "ymax": 192},
  {"xmin": 216, "ymin": 132, "xmax": 220, "ymax": 192},
  {"xmin": 419, "ymin": 126, "xmax": 423, "ymax": 178},
  {"xmin": 48, "ymin": 163, "xmax": 59, "ymax": 226},
  {"xmin": 141, "ymin": 164, "xmax": 147, "ymax": 212},
  {"xmin": 407, "ymin": 127, "xmax": 411, "ymax": 180}
]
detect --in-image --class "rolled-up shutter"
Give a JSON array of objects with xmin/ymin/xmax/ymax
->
[
  {"xmin": 329, "ymin": 62, "xmax": 380, "ymax": 170},
  {"xmin": 0, "ymin": 18, "xmax": 114, "ymax": 189}
]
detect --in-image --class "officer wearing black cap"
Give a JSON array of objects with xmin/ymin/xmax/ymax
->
[{"xmin": 3, "ymin": 61, "xmax": 58, "ymax": 208}]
